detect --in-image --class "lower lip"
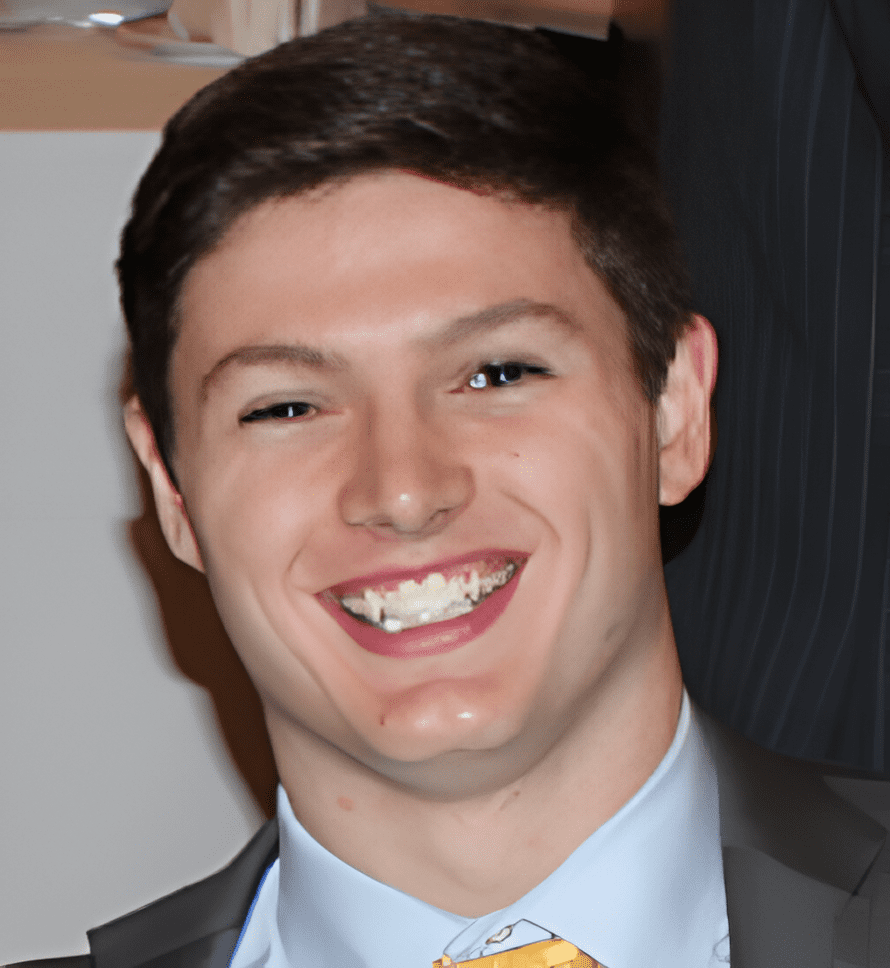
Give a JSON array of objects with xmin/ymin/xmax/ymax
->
[{"xmin": 317, "ymin": 567, "xmax": 523, "ymax": 659}]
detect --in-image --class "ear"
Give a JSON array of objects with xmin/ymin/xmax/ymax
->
[
  {"xmin": 124, "ymin": 396, "xmax": 205, "ymax": 573},
  {"xmin": 656, "ymin": 314, "xmax": 718, "ymax": 506}
]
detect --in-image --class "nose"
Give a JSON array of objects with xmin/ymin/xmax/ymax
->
[{"xmin": 339, "ymin": 406, "xmax": 473, "ymax": 539}]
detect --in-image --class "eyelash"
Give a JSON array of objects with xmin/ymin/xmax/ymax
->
[
  {"xmin": 241, "ymin": 402, "xmax": 314, "ymax": 423},
  {"xmin": 239, "ymin": 362, "xmax": 551, "ymax": 422},
  {"xmin": 466, "ymin": 362, "xmax": 551, "ymax": 389}
]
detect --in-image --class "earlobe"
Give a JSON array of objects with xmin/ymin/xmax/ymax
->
[
  {"xmin": 123, "ymin": 397, "xmax": 205, "ymax": 573},
  {"xmin": 656, "ymin": 314, "xmax": 718, "ymax": 506}
]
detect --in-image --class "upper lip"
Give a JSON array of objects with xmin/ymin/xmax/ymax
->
[{"xmin": 322, "ymin": 548, "xmax": 529, "ymax": 600}]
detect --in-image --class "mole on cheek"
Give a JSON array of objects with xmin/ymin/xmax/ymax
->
[{"xmin": 337, "ymin": 796, "xmax": 354, "ymax": 811}]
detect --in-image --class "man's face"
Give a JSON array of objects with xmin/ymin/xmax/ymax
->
[{"xmin": 143, "ymin": 173, "xmax": 685, "ymax": 797}]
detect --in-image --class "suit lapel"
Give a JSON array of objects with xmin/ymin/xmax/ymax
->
[
  {"xmin": 722, "ymin": 844, "xmax": 849, "ymax": 968},
  {"xmin": 87, "ymin": 819, "xmax": 279, "ymax": 968},
  {"xmin": 699, "ymin": 712, "xmax": 886, "ymax": 968}
]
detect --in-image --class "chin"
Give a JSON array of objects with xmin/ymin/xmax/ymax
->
[
  {"xmin": 367, "ymin": 737, "xmax": 541, "ymax": 802},
  {"xmin": 349, "ymin": 676, "xmax": 562, "ymax": 798}
]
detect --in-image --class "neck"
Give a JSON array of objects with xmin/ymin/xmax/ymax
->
[{"xmin": 270, "ymin": 630, "xmax": 683, "ymax": 917}]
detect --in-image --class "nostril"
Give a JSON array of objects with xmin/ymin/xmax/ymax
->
[
  {"xmin": 338, "ymin": 433, "xmax": 473, "ymax": 537},
  {"xmin": 375, "ymin": 503, "xmax": 458, "ymax": 538}
]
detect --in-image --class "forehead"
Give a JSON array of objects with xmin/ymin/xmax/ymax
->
[{"xmin": 175, "ymin": 172, "xmax": 631, "ymax": 376}]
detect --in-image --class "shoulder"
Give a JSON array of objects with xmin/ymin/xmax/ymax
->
[
  {"xmin": 89, "ymin": 818, "xmax": 278, "ymax": 965},
  {"xmin": 698, "ymin": 708, "xmax": 888, "ymax": 890},
  {"xmin": 4, "ymin": 959, "xmax": 91, "ymax": 968},
  {"xmin": 6, "ymin": 820, "xmax": 279, "ymax": 968},
  {"xmin": 697, "ymin": 710, "xmax": 890, "ymax": 965}
]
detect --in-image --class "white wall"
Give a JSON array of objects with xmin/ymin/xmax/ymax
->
[{"xmin": 1, "ymin": 132, "xmax": 266, "ymax": 963}]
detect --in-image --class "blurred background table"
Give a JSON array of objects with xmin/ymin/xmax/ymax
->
[{"xmin": 0, "ymin": 17, "xmax": 231, "ymax": 129}]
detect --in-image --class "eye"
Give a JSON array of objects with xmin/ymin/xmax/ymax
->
[
  {"xmin": 241, "ymin": 401, "xmax": 314, "ymax": 422},
  {"xmin": 467, "ymin": 362, "xmax": 551, "ymax": 390}
]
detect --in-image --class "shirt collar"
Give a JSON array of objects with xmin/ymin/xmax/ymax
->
[
  {"xmin": 436, "ymin": 692, "xmax": 729, "ymax": 967},
  {"xmin": 239, "ymin": 692, "xmax": 728, "ymax": 968}
]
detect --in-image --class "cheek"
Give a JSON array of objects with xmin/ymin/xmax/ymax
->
[
  {"xmin": 517, "ymin": 396, "xmax": 660, "ymax": 640},
  {"xmin": 184, "ymin": 443, "xmax": 337, "ymax": 588},
  {"xmin": 499, "ymin": 396, "xmax": 655, "ymax": 528}
]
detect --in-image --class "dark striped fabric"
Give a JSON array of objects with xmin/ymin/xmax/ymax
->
[{"xmin": 662, "ymin": 0, "xmax": 890, "ymax": 770}]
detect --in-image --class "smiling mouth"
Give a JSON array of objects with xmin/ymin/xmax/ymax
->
[{"xmin": 331, "ymin": 559, "xmax": 520, "ymax": 634}]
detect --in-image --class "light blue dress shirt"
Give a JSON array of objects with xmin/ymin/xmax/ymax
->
[{"xmin": 229, "ymin": 693, "xmax": 729, "ymax": 968}]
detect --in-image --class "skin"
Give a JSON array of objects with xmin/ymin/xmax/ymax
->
[{"xmin": 126, "ymin": 172, "xmax": 716, "ymax": 916}]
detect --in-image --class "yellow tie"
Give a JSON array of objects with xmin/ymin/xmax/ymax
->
[{"xmin": 433, "ymin": 937, "xmax": 606, "ymax": 968}]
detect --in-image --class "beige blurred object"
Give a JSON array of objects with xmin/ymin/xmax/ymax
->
[
  {"xmin": 380, "ymin": 0, "xmax": 666, "ymax": 39},
  {"xmin": 165, "ymin": 0, "xmax": 368, "ymax": 54},
  {"xmin": 377, "ymin": 0, "xmax": 610, "ymax": 37},
  {"xmin": 168, "ymin": 0, "xmax": 296, "ymax": 53},
  {"xmin": 0, "ymin": 0, "xmax": 663, "ymax": 129},
  {"xmin": 299, "ymin": 0, "xmax": 366, "ymax": 34},
  {"xmin": 163, "ymin": 0, "xmax": 624, "ymax": 56}
]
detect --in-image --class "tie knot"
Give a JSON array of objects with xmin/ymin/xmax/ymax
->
[{"xmin": 433, "ymin": 936, "xmax": 605, "ymax": 968}]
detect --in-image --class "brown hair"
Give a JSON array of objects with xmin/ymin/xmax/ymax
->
[{"xmin": 118, "ymin": 10, "xmax": 692, "ymax": 477}]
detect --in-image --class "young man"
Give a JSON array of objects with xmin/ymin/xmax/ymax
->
[{"xmin": 16, "ymin": 12, "xmax": 890, "ymax": 968}]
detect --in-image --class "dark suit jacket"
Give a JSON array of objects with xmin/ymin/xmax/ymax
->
[
  {"xmin": 9, "ymin": 714, "xmax": 890, "ymax": 968},
  {"xmin": 661, "ymin": 0, "xmax": 890, "ymax": 771}
]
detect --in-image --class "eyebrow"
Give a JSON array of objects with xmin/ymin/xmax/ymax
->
[
  {"xmin": 422, "ymin": 299, "xmax": 582, "ymax": 349},
  {"xmin": 201, "ymin": 343, "xmax": 348, "ymax": 398},
  {"xmin": 201, "ymin": 299, "xmax": 579, "ymax": 397}
]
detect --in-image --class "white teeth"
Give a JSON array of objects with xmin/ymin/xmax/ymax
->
[{"xmin": 340, "ymin": 562, "xmax": 517, "ymax": 633}]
